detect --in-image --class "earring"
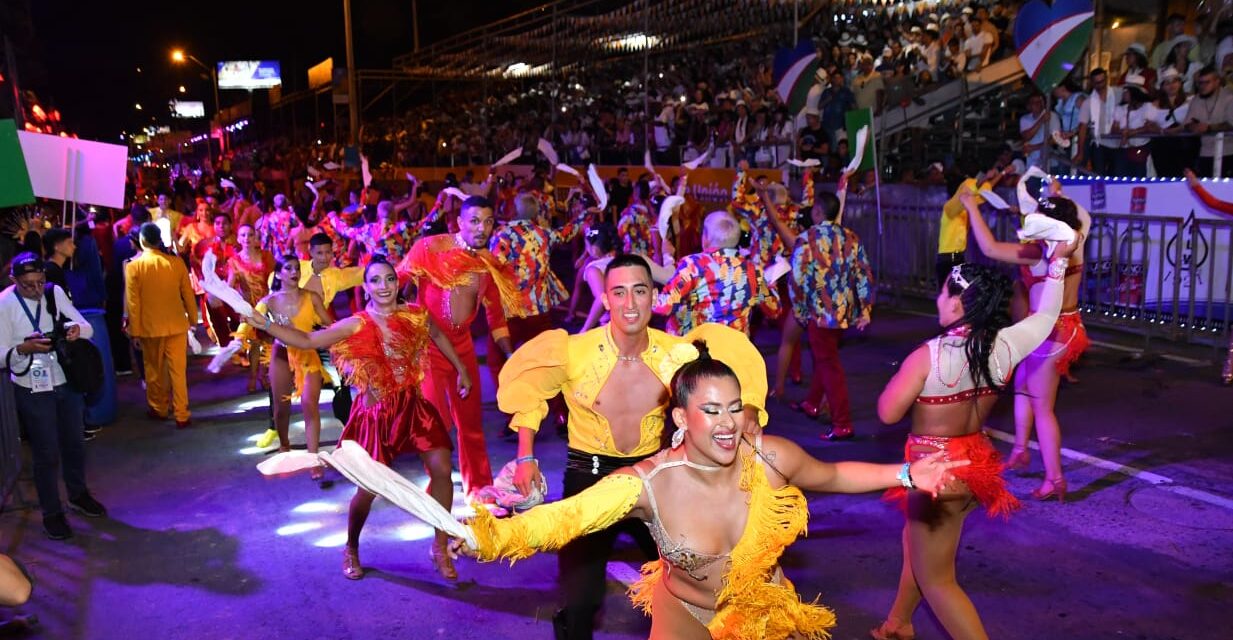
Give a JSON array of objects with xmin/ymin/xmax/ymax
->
[{"xmin": 671, "ymin": 427, "xmax": 685, "ymax": 449}]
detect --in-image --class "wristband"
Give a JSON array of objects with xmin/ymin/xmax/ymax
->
[
  {"xmin": 515, "ymin": 455, "xmax": 538, "ymax": 465},
  {"xmin": 896, "ymin": 462, "xmax": 915, "ymax": 490},
  {"xmin": 263, "ymin": 316, "xmax": 272, "ymax": 331},
  {"xmin": 1047, "ymin": 258, "xmax": 1068, "ymax": 280}
]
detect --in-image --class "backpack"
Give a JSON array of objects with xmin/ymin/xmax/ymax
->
[{"xmin": 43, "ymin": 285, "xmax": 104, "ymax": 394}]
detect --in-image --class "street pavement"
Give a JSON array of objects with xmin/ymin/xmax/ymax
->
[{"xmin": 0, "ymin": 309, "xmax": 1229, "ymax": 639}]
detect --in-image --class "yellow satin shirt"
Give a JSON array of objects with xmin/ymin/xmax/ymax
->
[
  {"xmin": 497, "ymin": 323, "xmax": 768, "ymax": 458},
  {"xmin": 937, "ymin": 178, "xmax": 994, "ymax": 255},
  {"xmin": 298, "ymin": 260, "xmax": 363, "ymax": 307}
]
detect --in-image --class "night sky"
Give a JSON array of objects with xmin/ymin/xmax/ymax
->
[{"xmin": 27, "ymin": 0, "xmax": 543, "ymax": 141}]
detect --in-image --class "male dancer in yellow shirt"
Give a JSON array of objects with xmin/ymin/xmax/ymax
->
[{"xmin": 498, "ymin": 254, "xmax": 767, "ymax": 640}]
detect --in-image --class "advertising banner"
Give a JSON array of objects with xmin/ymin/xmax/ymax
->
[{"xmin": 217, "ymin": 61, "xmax": 282, "ymax": 89}]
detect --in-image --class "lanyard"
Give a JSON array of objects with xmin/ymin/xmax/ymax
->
[{"xmin": 15, "ymin": 293, "xmax": 42, "ymax": 334}]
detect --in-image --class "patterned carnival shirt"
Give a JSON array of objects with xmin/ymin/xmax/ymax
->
[
  {"xmin": 654, "ymin": 247, "xmax": 782, "ymax": 335},
  {"xmin": 488, "ymin": 211, "xmax": 585, "ymax": 316},
  {"xmin": 789, "ymin": 220, "xmax": 874, "ymax": 329},
  {"xmin": 618, "ymin": 204, "xmax": 655, "ymax": 256}
]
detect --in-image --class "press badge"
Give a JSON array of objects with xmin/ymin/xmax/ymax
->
[{"xmin": 29, "ymin": 356, "xmax": 52, "ymax": 393}]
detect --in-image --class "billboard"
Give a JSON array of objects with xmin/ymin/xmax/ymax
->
[
  {"xmin": 216, "ymin": 60, "xmax": 281, "ymax": 89},
  {"xmin": 308, "ymin": 58, "xmax": 334, "ymax": 89},
  {"xmin": 169, "ymin": 100, "xmax": 205, "ymax": 118}
]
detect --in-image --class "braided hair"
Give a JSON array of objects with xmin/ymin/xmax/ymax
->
[
  {"xmin": 941, "ymin": 264, "xmax": 1015, "ymax": 391},
  {"xmin": 669, "ymin": 341, "xmax": 740, "ymax": 410}
]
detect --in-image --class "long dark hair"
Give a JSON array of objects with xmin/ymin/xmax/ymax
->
[
  {"xmin": 669, "ymin": 341, "xmax": 740, "ymax": 410},
  {"xmin": 941, "ymin": 264, "xmax": 1015, "ymax": 391}
]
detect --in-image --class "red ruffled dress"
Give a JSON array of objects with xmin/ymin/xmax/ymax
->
[{"xmin": 332, "ymin": 306, "xmax": 452, "ymax": 464}]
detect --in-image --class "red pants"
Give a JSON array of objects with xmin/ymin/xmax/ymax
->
[
  {"xmin": 805, "ymin": 325, "xmax": 851, "ymax": 430},
  {"xmin": 202, "ymin": 298, "xmax": 239, "ymax": 348},
  {"xmin": 421, "ymin": 327, "xmax": 492, "ymax": 494}
]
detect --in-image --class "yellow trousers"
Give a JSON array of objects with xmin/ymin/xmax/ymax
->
[{"xmin": 140, "ymin": 334, "xmax": 190, "ymax": 422}]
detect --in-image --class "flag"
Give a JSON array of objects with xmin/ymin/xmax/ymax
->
[
  {"xmin": 1013, "ymin": 0, "xmax": 1095, "ymax": 93},
  {"xmin": 845, "ymin": 108, "xmax": 876, "ymax": 173},
  {"xmin": 0, "ymin": 120, "xmax": 34, "ymax": 208},
  {"xmin": 774, "ymin": 42, "xmax": 819, "ymax": 115}
]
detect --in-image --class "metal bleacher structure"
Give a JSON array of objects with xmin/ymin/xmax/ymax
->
[{"xmin": 364, "ymin": 0, "xmax": 1034, "ymax": 172}]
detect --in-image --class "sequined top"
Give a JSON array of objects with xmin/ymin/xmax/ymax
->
[{"xmin": 634, "ymin": 455, "xmax": 729, "ymax": 581}]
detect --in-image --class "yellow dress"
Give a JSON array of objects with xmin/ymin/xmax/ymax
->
[
  {"xmin": 237, "ymin": 294, "xmax": 332, "ymax": 398},
  {"xmin": 467, "ymin": 445, "xmax": 835, "ymax": 639}
]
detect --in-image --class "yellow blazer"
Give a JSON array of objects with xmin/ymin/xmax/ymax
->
[{"xmin": 125, "ymin": 250, "xmax": 198, "ymax": 338}]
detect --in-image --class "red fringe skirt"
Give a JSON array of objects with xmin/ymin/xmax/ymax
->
[
  {"xmin": 1048, "ymin": 310, "xmax": 1090, "ymax": 376},
  {"xmin": 884, "ymin": 432, "xmax": 1020, "ymax": 519},
  {"xmin": 339, "ymin": 387, "xmax": 452, "ymax": 465}
]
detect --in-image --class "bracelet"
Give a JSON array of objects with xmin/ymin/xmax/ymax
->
[
  {"xmin": 515, "ymin": 455, "xmax": 538, "ymax": 465},
  {"xmin": 263, "ymin": 316, "xmax": 272, "ymax": 331},
  {"xmin": 896, "ymin": 462, "xmax": 915, "ymax": 490}
]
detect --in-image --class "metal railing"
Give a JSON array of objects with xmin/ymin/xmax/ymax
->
[{"xmin": 840, "ymin": 191, "xmax": 1233, "ymax": 356}]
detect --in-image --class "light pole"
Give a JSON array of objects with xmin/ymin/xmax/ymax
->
[{"xmin": 172, "ymin": 48, "xmax": 221, "ymax": 166}]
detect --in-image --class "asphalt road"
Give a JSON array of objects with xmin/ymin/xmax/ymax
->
[{"xmin": 1, "ymin": 309, "xmax": 1229, "ymax": 639}]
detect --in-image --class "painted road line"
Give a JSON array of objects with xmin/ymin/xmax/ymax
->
[
  {"xmin": 606, "ymin": 561, "xmax": 643, "ymax": 587},
  {"xmin": 985, "ymin": 427, "xmax": 1233, "ymax": 511}
]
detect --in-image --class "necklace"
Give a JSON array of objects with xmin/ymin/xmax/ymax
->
[
  {"xmin": 453, "ymin": 233, "xmax": 475, "ymax": 252},
  {"xmin": 605, "ymin": 327, "xmax": 644, "ymax": 362},
  {"xmin": 368, "ymin": 306, "xmax": 399, "ymax": 318},
  {"xmin": 680, "ymin": 449, "xmax": 723, "ymax": 472}
]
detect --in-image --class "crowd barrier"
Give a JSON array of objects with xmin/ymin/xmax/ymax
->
[
  {"xmin": 0, "ymin": 378, "xmax": 20, "ymax": 512},
  {"xmin": 841, "ymin": 186, "xmax": 1233, "ymax": 354}
]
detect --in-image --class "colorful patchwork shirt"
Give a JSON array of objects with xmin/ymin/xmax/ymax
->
[
  {"xmin": 257, "ymin": 209, "xmax": 299, "ymax": 255},
  {"xmin": 789, "ymin": 221, "xmax": 874, "ymax": 329},
  {"xmin": 339, "ymin": 220, "xmax": 417, "ymax": 261},
  {"xmin": 488, "ymin": 212, "xmax": 584, "ymax": 316},
  {"xmin": 729, "ymin": 169, "xmax": 810, "ymax": 266},
  {"xmin": 618, "ymin": 204, "xmax": 655, "ymax": 256},
  {"xmin": 654, "ymin": 248, "xmax": 781, "ymax": 335}
]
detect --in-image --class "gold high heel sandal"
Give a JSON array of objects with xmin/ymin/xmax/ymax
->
[
  {"xmin": 1031, "ymin": 477, "xmax": 1067, "ymax": 502},
  {"xmin": 342, "ymin": 546, "xmax": 364, "ymax": 580},
  {"xmin": 870, "ymin": 620, "xmax": 915, "ymax": 640},
  {"xmin": 1005, "ymin": 446, "xmax": 1031, "ymax": 471},
  {"xmin": 430, "ymin": 542, "xmax": 458, "ymax": 581}
]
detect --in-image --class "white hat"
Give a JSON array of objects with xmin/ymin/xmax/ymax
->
[
  {"xmin": 1158, "ymin": 67, "xmax": 1183, "ymax": 85},
  {"xmin": 927, "ymin": 161, "xmax": 944, "ymax": 173},
  {"xmin": 855, "ymin": 34, "xmax": 868, "ymax": 46},
  {"xmin": 839, "ymin": 32, "xmax": 853, "ymax": 46},
  {"xmin": 804, "ymin": 108, "xmax": 820, "ymax": 117},
  {"xmin": 929, "ymin": 13, "xmax": 939, "ymax": 21},
  {"xmin": 815, "ymin": 68, "xmax": 829, "ymax": 83},
  {"xmin": 962, "ymin": 7, "xmax": 974, "ymax": 15},
  {"xmin": 911, "ymin": 26, "xmax": 922, "ymax": 33},
  {"xmin": 219, "ymin": 178, "xmax": 237, "ymax": 190},
  {"xmin": 1126, "ymin": 42, "xmax": 1147, "ymax": 57},
  {"xmin": 926, "ymin": 23, "xmax": 939, "ymax": 32}
]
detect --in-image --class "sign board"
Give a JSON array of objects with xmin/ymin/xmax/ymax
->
[
  {"xmin": 0, "ymin": 120, "xmax": 35, "ymax": 208},
  {"xmin": 216, "ymin": 60, "xmax": 282, "ymax": 89},
  {"xmin": 169, "ymin": 100, "xmax": 205, "ymax": 119},
  {"xmin": 308, "ymin": 58, "xmax": 334, "ymax": 89},
  {"xmin": 16, "ymin": 131, "xmax": 128, "ymax": 209}
]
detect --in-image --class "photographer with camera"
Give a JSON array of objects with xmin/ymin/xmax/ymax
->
[{"xmin": 0, "ymin": 253, "xmax": 106, "ymax": 540}]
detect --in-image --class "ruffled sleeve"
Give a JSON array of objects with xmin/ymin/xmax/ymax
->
[
  {"xmin": 680, "ymin": 323, "xmax": 769, "ymax": 427},
  {"xmin": 496, "ymin": 329, "xmax": 571, "ymax": 433},
  {"xmin": 467, "ymin": 473, "xmax": 642, "ymax": 564}
]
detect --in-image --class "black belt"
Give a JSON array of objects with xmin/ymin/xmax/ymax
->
[
  {"xmin": 566, "ymin": 448, "xmax": 655, "ymax": 476},
  {"xmin": 937, "ymin": 252, "xmax": 965, "ymax": 261}
]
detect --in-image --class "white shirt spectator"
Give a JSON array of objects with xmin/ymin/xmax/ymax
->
[
  {"xmin": 1019, "ymin": 110, "xmax": 1060, "ymax": 167},
  {"xmin": 963, "ymin": 31, "xmax": 993, "ymax": 70},
  {"xmin": 1083, "ymin": 86, "xmax": 1122, "ymax": 149},
  {"xmin": 1152, "ymin": 98, "xmax": 1191, "ymax": 130},
  {"xmin": 1111, "ymin": 103, "xmax": 1152, "ymax": 147},
  {"xmin": 0, "ymin": 284, "xmax": 92, "ymax": 390}
]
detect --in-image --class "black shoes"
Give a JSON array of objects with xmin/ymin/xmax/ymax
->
[
  {"xmin": 42, "ymin": 514, "xmax": 72, "ymax": 540},
  {"xmin": 68, "ymin": 492, "xmax": 107, "ymax": 518}
]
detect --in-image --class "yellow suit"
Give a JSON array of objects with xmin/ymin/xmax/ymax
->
[{"xmin": 125, "ymin": 250, "xmax": 198, "ymax": 422}]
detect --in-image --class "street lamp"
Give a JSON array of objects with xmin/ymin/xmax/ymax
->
[{"xmin": 171, "ymin": 48, "xmax": 221, "ymax": 166}]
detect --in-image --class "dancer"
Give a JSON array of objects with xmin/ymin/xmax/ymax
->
[
  {"xmin": 251, "ymin": 255, "xmax": 334, "ymax": 480},
  {"xmin": 228, "ymin": 225, "xmax": 276, "ymax": 393},
  {"xmin": 193, "ymin": 212, "xmax": 238, "ymax": 350},
  {"xmin": 500, "ymin": 254, "xmax": 768, "ymax": 640},
  {"xmin": 398, "ymin": 196, "xmax": 526, "ymax": 501},
  {"xmin": 960, "ymin": 189, "xmax": 1088, "ymax": 499},
  {"xmin": 486, "ymin": 191, "xmax": 589, "ymax": 374},
  {"xmin": 450, "ymin": 346, "xmax": 965, "ymax": 639},
  {"xmin": 577, "ymin": 223, "xmax": 618, "ymax": 333},
  {"xmin": 870, "ymin": 239, "xmax": 1077, "ymax": 640},
  {"xmin": 1183, "ymin": 167, "xmax": 1233, "ymax": 383},
  {"xmin": 763, "ymin": 183, "xmax": 874, "ymax": 440},
  {"xmin": 250, "ymin": 255, "xmax": 470, "ymax": 581},
  {"xmin": 654, "ymin": 210, "xmax": 780, "ymax": 335}
]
